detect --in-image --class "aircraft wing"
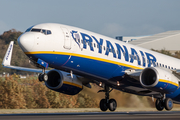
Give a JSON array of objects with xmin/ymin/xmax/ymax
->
[
  {"xmin": 2, "ymin": 41, "xmax": 47, "ymax": 73},
  {"xmin": 125, "ymin": 68, "xmax": 180, "ymax": 83},
  {"xmin": 124, "ymin": 69, "xmax": 142, "ymax": 81},
  {"xmin": 175, "ymin": 69, "xmax": 180, "ymax": 73},
  {"xmin": 125, "ymin": 69, "xmax": 142, "ymax": 76}
]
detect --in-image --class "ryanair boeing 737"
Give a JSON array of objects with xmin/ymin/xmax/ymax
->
[{"xmin": 2, "ymin": 23, "xmax": 180, "ymax": 111}]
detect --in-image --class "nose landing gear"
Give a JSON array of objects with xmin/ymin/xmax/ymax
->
[
  {"xmin": 99, "ymin": 86, "xmax": 117, "ymax": 111},
  {"xmin": 38, "ymin": 73, "xmax": 48, "ymax": 82},
  {"xmin": 38, "ymin": 68, "xmax": 48, "ymax": 82}
]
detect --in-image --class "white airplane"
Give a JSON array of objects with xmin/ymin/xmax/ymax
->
[{"xmin": 2, "ymin": 23, "xmax": 180, "ymax": 111}]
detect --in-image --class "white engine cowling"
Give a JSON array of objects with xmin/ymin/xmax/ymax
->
[
  {"xmin": 45, "ymin": 69, "xmax": 83, "ymax": 95},
  {"xmin": 140, "ymin": 67, "xmax": 179, "ymax": 94}
]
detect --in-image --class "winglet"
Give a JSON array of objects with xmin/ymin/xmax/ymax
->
[
  {"xmin": 2, "ymin": 41, "xmax": 14, "ymax": 66},
  {"xmin": 1, "ymin": 41, "xmax": 47, "ymax": 73}
]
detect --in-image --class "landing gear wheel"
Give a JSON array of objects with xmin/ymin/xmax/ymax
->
[
  {"xmin": 38, "ymin": 73, "xmax": 48, "ymax": 82},
  {"xmin": 99, "ymin": 85, "xmax": 117, "ymax": 112},
  {"xmin": 100, "ymin": 99, "xmax": 108, "ymax": 111},
  {"xmin": 38, "ymin": 73, "xmax": 44, "ymax": 82},
  {"xmin": 164, "ymin": 98, "xmax": 173, "ymax": 111},
  {"xmin": 155, "ymin": 99, "xmax": 164, "ymax": 111},
  {"xmin": 108, "ymin": 99, "xmax": 117, "ymax": 111},
  {"xmin": 43, "ymin": 74, "xmax": 48, "ymax": 81}
]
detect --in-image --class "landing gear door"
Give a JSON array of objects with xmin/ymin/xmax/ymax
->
[{"xmin": 61, "ymin": 27, "xmax": 71, "ymax": 50}]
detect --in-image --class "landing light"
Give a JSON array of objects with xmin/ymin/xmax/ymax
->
[{"xmin": 99, "ymin": 82, "xmax": 102, "ymax": 87}]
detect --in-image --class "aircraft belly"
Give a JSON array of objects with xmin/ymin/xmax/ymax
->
[
  {"xmin": 26, "ymin": 53, "xmax": 71, "ymax": 68},
  {"xmin": 27, "ymin": 52, "xmax": 159, "ymax": 97},
  {"xmin": 62, "ymin": 55, "xmax": 127, "ymax": 80}
]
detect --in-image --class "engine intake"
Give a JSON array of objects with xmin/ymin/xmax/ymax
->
[
  {"xmin": 140, "ymin": 68, "xmax": 158, "ymax": 87},
  {"xmin": 140, "ymin": 67, "xmax": 179, "ymax": 94},
  {"xmin": 46, "ymin": 70, "xmax": 63, "ymax": 89},
  {"xmin": 45, "ymin": 69, "xmax": 83, "ymax": 95}
]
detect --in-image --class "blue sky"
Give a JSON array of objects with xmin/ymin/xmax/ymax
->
[{"xmin": 0, "ymin": 0, "xmax": 180, "ymax": 38}]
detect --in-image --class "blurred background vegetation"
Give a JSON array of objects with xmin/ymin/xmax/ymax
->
[
  {"xmin": 0, "ymin": 29, "xmax": 180, "ymax": 109},
  {"xmin": 0, "ymin": 29, "xmax": 35, "ymax": 75},
  {"xmin": 0, "ymin": 75, "xmax": 155, "ymax": 109}
]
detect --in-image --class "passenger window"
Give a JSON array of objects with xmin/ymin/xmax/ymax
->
[
  {"xmin": 134, "ymin": 56, "xmax": 137, "ymax": 60},
  {"xmin": 83, "ymin": 40, "xmax": 86, "ymax": 46},
  {"xmin": 147, "ymin": 59, "xmax": 149, "ymax": 64},
  {"xmin": 111, "ymin": 49, "xmax": 113, "ymax": 52},
  {"xmin": 165, "ymin": 65, "xmax": 167, "ymax": 68},
  {"xmin": 130, "ymin": 55, "xmax": 134, "ymax": 60},
  {"xmin": 149, "ymin": 61, "xmax": 152, "ymax": 65},
  {"xmin": 142, "ymin": 57, "xmax": 145, "ymax": 63},
  {"xmin": 100, "ymin": 45, "xmax": 102, "ymax": 49},
  {"xmin": 94, "ymin": 43, "xmax": 96, "ymax": 48},
  {"xmin": 107, "ymin": 48, "xmax": 109, "ymax": 52},
  {"xmin": 153, "ymin": 61, "xmax": 156, "ymax": 66},
  {"xmin": 100, "ymin": 46, "xmax": 102, "ymax": 50}
]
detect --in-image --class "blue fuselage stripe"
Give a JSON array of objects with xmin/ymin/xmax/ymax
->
[{"xmin": 27, "ymin": 53, "xmax": 129, "ymax": 79}]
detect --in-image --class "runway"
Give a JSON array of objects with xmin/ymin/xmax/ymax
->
[{"xmin": 0, "ymin": 111, "xmax": 180, "ymax": 120}]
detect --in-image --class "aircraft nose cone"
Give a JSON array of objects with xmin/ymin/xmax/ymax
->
[{"xmin": 18, "ymin": 33, "xmax": 34, "ymax": 52}]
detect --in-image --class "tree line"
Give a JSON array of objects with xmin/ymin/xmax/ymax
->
[
  {"xmin": 0, "ymin": 29, "xmax": 35, "ymax": 75},
  {"xmin": 0, "ymin": 74, "xmax": 154, "ymax": 109}
]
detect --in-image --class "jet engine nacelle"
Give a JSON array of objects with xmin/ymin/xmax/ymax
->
[
  {"xmin": 45, "ymin": 69, "xmax": 83, "ymax": 95},
  {"xmin": 140, "ymin": 67, "xmax": 179, "ymax": 94}
]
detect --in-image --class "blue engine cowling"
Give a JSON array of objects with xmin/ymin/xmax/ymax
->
[
  {"xmin": 45, "ymin": 69, "xmax": 83, "ymax": 95},
  {"xmin": 140, "ymin": 67, "xmax": 179, "ymax": 94}
]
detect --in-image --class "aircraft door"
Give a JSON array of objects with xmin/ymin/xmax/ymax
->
[{"xmin": 61, "ymin": 27, "xmax": 71, "ymax": 49}]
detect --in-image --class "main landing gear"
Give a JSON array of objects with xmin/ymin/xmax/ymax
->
[
  {"xmin": 98, "ymin": 86, "xmax": 117, "ymax": 111},
  {"xmin": 38, "ymin": 68, "xmax": 48, "ymax": 82},
  {"xmin": 155, "ymin": 95, "xmax": 173, "ymax": 111}
]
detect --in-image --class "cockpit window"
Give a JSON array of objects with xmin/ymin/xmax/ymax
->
[
  {"xmin": 31, "ymin": 29, "xmax": 41, "ymax": 32},
  {"xmin": 47, "ymin": 30, "xmax": 52, "ymax": 35},
  {"xmin": 42, "ymin": 29, "xmax": 46, "ymax": 34},
  {"xmin": 29, "ymin": 28, "xmax": 52, "ymax": 35}
]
